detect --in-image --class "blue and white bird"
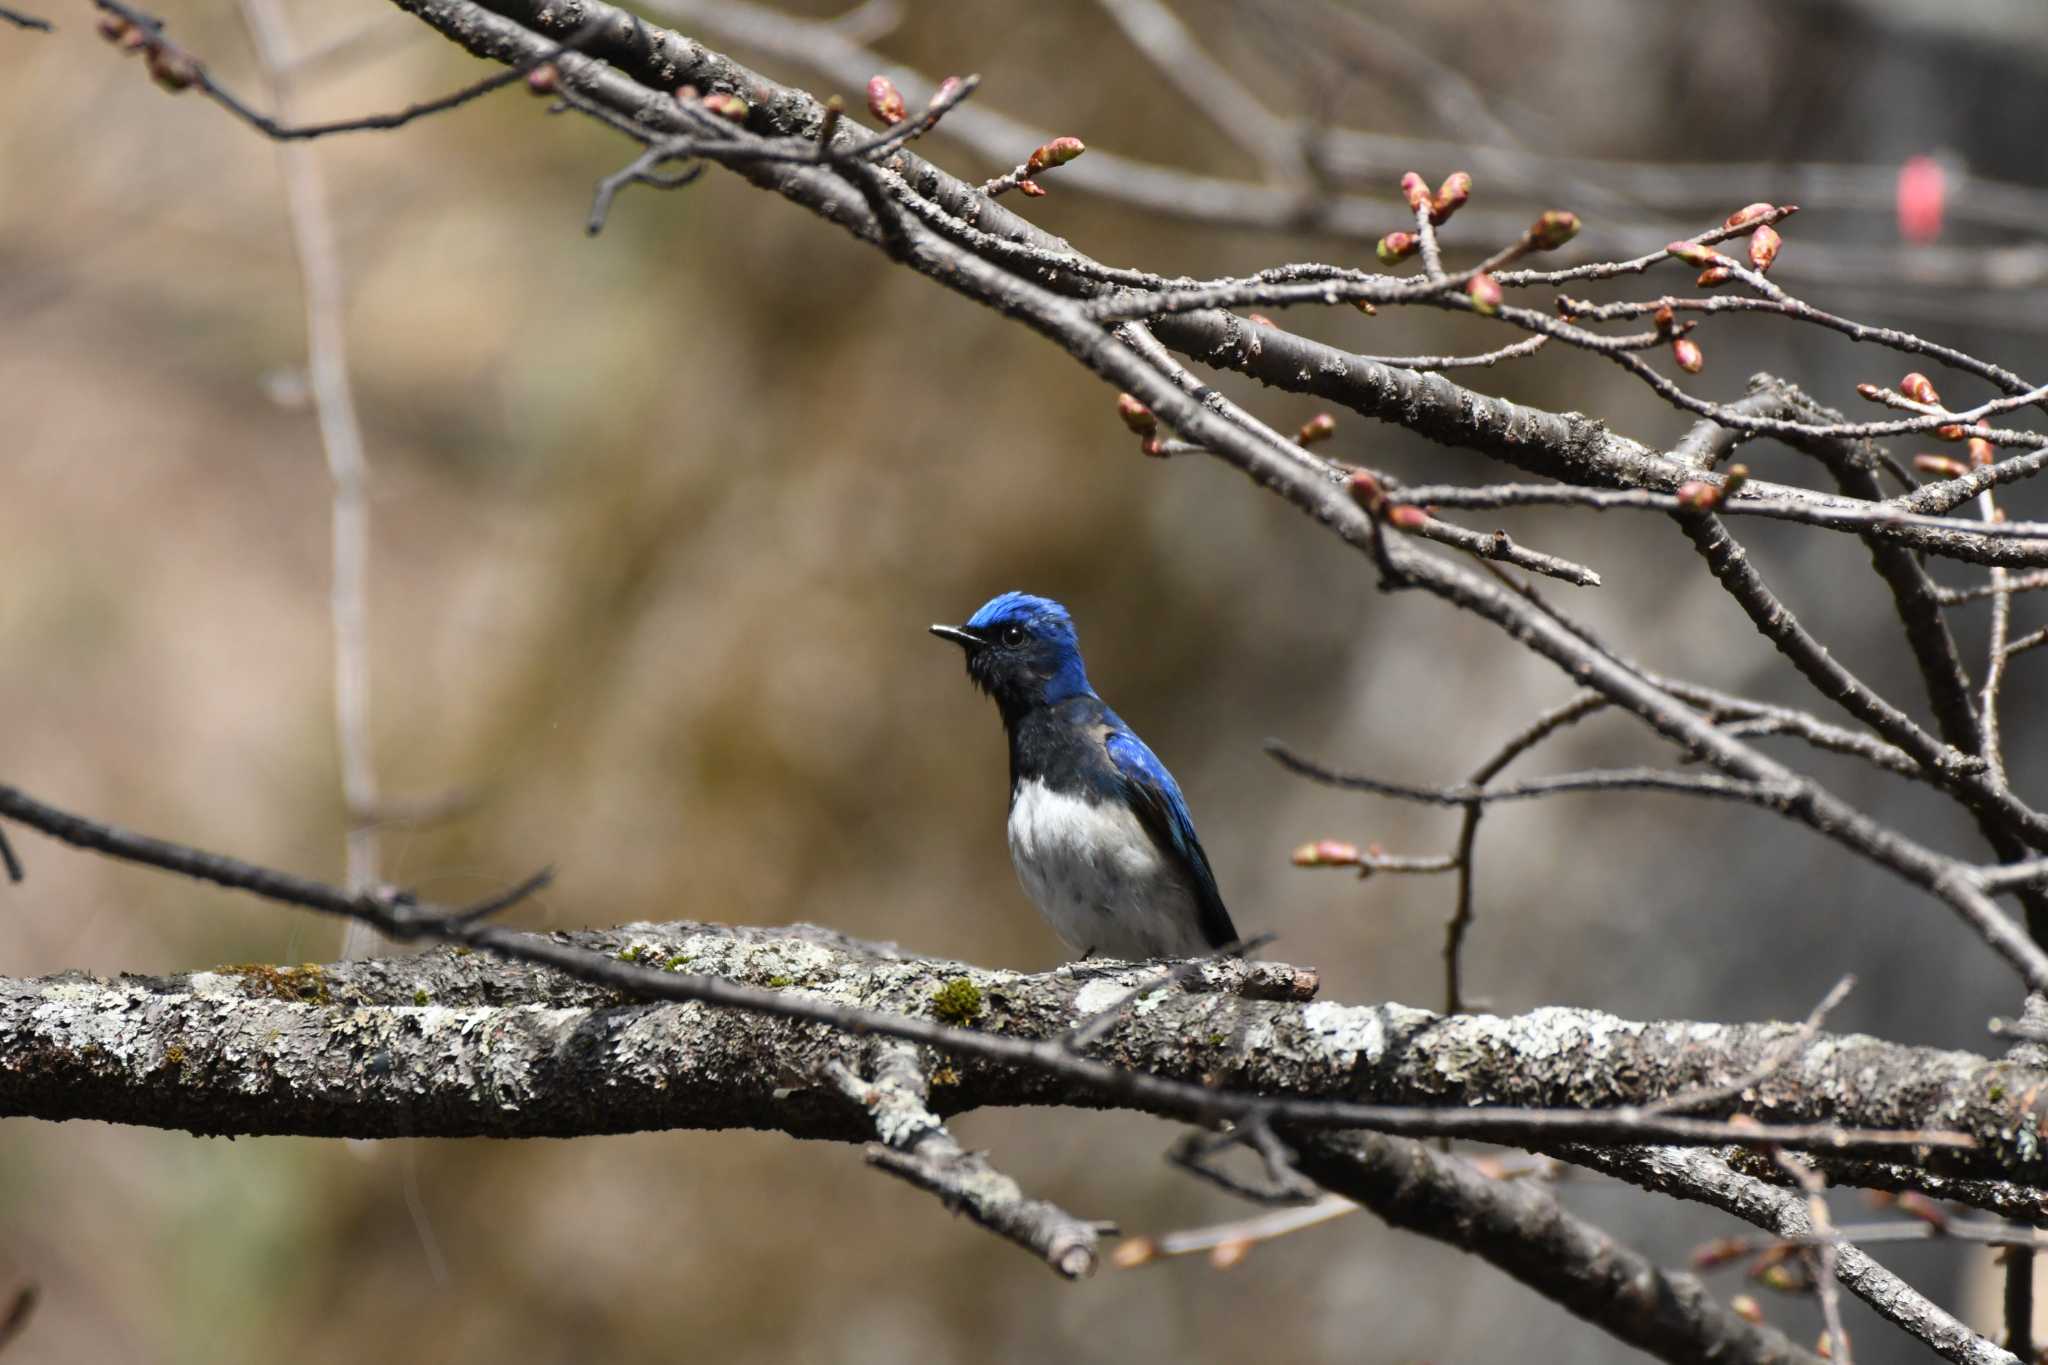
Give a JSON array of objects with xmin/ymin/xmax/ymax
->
[{"xmin": 931, "ymin": 592, "xmax": 1238, "ymax": 960}]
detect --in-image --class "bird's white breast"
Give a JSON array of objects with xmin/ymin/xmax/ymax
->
[{"xmin": 1006, "ymin": 778, "xmax": 1207, "ymax": 959}]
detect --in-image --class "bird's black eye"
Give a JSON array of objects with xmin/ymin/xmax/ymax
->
[{"xmin": 1000, "ymin": 624, "xmax": 1026, "ymax": 647}]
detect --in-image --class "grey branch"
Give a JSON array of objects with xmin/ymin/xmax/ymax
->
[
  {"xmin": 3, "ymin": 920, "xmax": 2045, "ymax": 1184},
  {"xmin": 831, "ymin": 1043, "xmax": 1110, "ymax": 1279}
]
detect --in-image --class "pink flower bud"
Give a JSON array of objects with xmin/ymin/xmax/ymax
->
[
  {"xmin": 526, "ymin": 64, "xmax": 559, "ymax": 96},
  {"xmin": 1723, "ymin": 203, "xmax": 1774, "ymax": 229},
  {"xmin": 1896, "ymin": 155, "xmax": 1945, "ymax": 244},
  {"xmin": 1856, "ymin": 383, "xmax": 1884, "ymax": 402},
  {"xmin": 1914, "ymin": 454, "xmax": 1967, "ymax": 477},
  {"xmin": 1386, "ymin": 505, "xmax": 1429, "ymax": 530},
  {"xmin": 1729, "ymin": 1295, "xmax": 1763, "ymax": 1325},
  {"xmin": 1466, "ymin": 272, "xmax": 1503, "ymax": 316},
  {"xmin": 1400, "ymin": 171, "xmax": 1431, "ymax": 212},
  {"xmin": 1675, "ymin": 480, "xmax": 1720, "ymax": 509},
  {"xmin": 1747, "ymin": 224, "xmax": 1781, "ymax": 273},
  {"xmin": 1025, "ymin": 137, "xmax": 1085, "ymax": 173},
  {"xmin": 1527, "ymin": 210, "xmax": 1580, "ymax": 251},
  {"xmin": 866, "ymin": 75, "xmax": 907, "ymax": 125},
  {"xmin": 1346, "ymin": 469, "xmax": 1385, "ymax": 511},
  {"xmin": 1376, "ymin": 232, "xmax": 1419, "ymax": 266},
  {"xmin": 700, "ymin": 92, "xmax": 749, "ymax": 122},
  {"xmin": 1116, "ymin": 393, "xmax": 1157, "ymax": 436},
  {"xmin": 1673, "ymin": 338, "xmax": 1704, "ymax": 373},
  {"xmin": 1696, "ymin": 267, "xmax": 1733, "ymax": 288},
  {"xmin": 1430, "ymin": 171, "xmax": 1472, "ymax": 223},
  {"xmin": 1936, "ymin": 423, "xmax": 1966, "ymax": 442},
  {"xmin": 1296, "ymin": 413, "xmax": 1337, "ymax": 446},
  {"xmin": 1017, "ymin": 179, "xmax": 1046, "ymax": 197},
  {"xmin": 1653, "ymin": 304, "xmax": 1676, "ymax": 333},
  {"xmin": 1666, "ymin": 241, "xmax": 1716, "ymax": 268},
  {"xmin": 1353, "ymin": 300, "xmax": 1377, "ymax": 316},
  {"xmin": 1291, "ymin": 839, "xmax": 1360, "ymax": 867},
  {"xmin": 1969, "ymin": 437, "xmax": 1996, "ymax": 467},
  {"xmin": 1899, "ymin": 372, "xmax": 1940, "ymax": 405}
]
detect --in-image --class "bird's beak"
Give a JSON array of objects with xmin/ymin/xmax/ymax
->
[{"xmin": 929, "ymin": 624, "xmax": 981, "ymax": 650}]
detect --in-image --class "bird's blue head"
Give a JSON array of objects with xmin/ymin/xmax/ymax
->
[{"xmin": 931, "ymin": 592, "xmax": 1094, "ymax": 719}]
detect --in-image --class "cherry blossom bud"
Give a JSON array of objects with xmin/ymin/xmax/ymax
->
[
  {"xmin": 1856, "ymin": 383, "xmax": 1885, "ymax": 402},
  {"xmin": 1017, "ymin": 179, "xmax": 1047, "ymax": 197},
  {"xmin": 1430, "ymin": 171, "xmax": 1472, "ymax": 223},
  {"xmin": 1969, "ymin": 437, "xmax": 1996, "ymax": 467},
  {"xmin": 1376, "ymin": 232, "xmax": 1419, "ymax": 266},
  {"xmin": 1386, "ymin": 504, "xmax": 1429, "ymax": 530},
  {"xmin": 866, "ymin": 75, "xmax": 907, "ymax": 125},
  {"xmin": 1653, "ymin": 304, "xmax": 1676, "ymax": 333},
  {"xmin": 1696, "ymin": 267, "xmax": 1733, "ymax": 287},
  {"xmin": 1140, "ymin": 436, "xmax": 1169, "ymax": 458},
  {"xmin": 1111, "ymin": 1238, "xmax": 1157, "ymax": 1269},
  {"xmin": 1116, "ymin": 393, "xmax": 1156, "ymax": 436},
  {"xmin": 1747, "ymin": 224, "xmax": 1781, "ymax": 273},
  {"xmin": 1675, "ymin": 480, "xmax": 1720, "ymax": 510},
  {"xmin": 526, "ymin": 64, "xmax": 559, "ymax": 96},
  {"xmin": 1937, "ymin": 423, "xmax": 1966, "ymax": 442},
  {"xmin": 934, "ymin": 76, "xmax": 965, "ymax": 104},
  {"xmin": 1400, "ymin": 171, "xmax": 1431, "ymax": 213},
  {"xmin": 1527, "ymin": 210, "xmax": 1580, "ymax": 250},
  {"xmin": 1666, "ymin": 241, "xmax": 1716, "ymax": 268},
  {"xmin": 1353, "ymin": 300, "xmax": 1377, "ymax": 315},
  {"xmin": 1899, "ymin": 372, "xmax": 1940, "ymax": 405},
  {"xmin": 1025, "ymin": 137, "xmax": 1085, "ymax": 173},
  {"xmin": 1896, "ymin": 155, "xmax": 1945, "ymax": 244},
  {"xmin": 1913, "ymin": 454, "xmax": 1967, "ymax": 478},
  {"xmin": 1291, "ymin": 839, "xmax": 1360, "ymax": 866},
  {"xmin": 1673, "ymin": 337, "xmax": 1704, "ymax": 373},
  {"xmin": 1466, "ymin": 271, "xmax": 1503, "ymax": 316},
  {"xmin": 1722, "ymin": 464, "xmax": 1749, "ymax": 497},
  {"xmin": 700, "ymin": 92, "xmax": 749, "ymax": 121},
  {"xmin": 1346, "ymin": 469, "xmax": 1385, "ymax": 511},
  {"xmin": 1729, "ymin": 1295, "xmax": 1763, "ymax": 1325},
  {"xmin": 1724, "ymin": 202, "xmax": 1774, "ymax": 229},
  {"xmin": 144, "ymin": 45, "xmax": 198, "ymax": 92},
  {"xmin": 1296, "ymin": 413, "xmax": 1337, "ymax": 446}
]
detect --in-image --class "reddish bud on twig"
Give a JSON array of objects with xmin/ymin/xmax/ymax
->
[
  {"xmin": 1025, "ymin": 137, "xmax": 1086, "ymax": 173},
  {"xmin": 866, "ymin": 74, "xmax": 907, "ymax": 125},
  {"xmin": 1899, "ymin": 372, "xmax": 1940, "ymax": 405},
  {"xmin": 1747, "ymin": 224, "xmax": 1781, "ymax": 273},
  {"xmin": 934, "ymin": 76, "xmax": 965, "ymax": 104},
  {"xmin": 144, "ymin": 45, "xmax": 199, "ymax": 93},
  {"xmin": 1116, "ymin": 393, "xmax": 1156, "ymax": 437},
  {"xmin": 700, "ymin": 92, "xmax": 749, "ymax": 122},
  {"xmin": 1913, "ymin": 454, "xmax": 1966, "ymax": 477},
  {"xmin": 1386, "ymin": 504, "xmax": 1429, "ymax": 530},
  {"xmin": 1724, "ymin": 202, "xmax": 1775, "ymax": 229},
  {"xmin": 1466, "ymin": 272, "xmax": 1503, "ymax": 316},
  {"xmin": 1729, "ymin": 1295, "xmax": 1763, "ymax": 1325},
  {"xmin": 526, "ymin": 64, "xmax": 559, "ymax": 96},
  {"xmin": 1111, "ymin": 1238, "xmax": 1156, "ymax": 1269},
  {"xmin": 1430, "ymin": 171, "xmax": 1472, "ymax": 224},
  {"xmin": 1691, "ymin": 1237, "xmax": 1751, "ymax": 1270},
  {"xmin": 1696, "ymin": 267, "xmax": 1733, "ymax": 288},
  {"xmin": 1346, "ymin": 469, "xmax": 1385, "ymax": 512},
  {"xmin": 96, "ymin": 13, "xmax": 134, "ymax": 42},
  {"xmin": 1400, "ymin": 171, "xmax": 1431, "ymax": 213},
  {"xmin": 1353, "ymin": 300, "xmax": 1377, "ymax": 316},
  {"xmin": 1666, "ymin": 241, "xmax": 1716, "ymax": 268},
  {"xmin": 1673, "ymin": 337, "xmax": 1704, "ymax": 374},
  {"xmin": 1140, "ymin": 436, "xmax": 1169, "ymax": 458},
  {"xmin": 1652, "ymin": 304, "xmax": 1676, "ymax": 335},
  {"xmin": 1296, "ymin": 413, "xmax": 1337, "ymax": 447},
  {"xmin": 1816, "ymin": 1332, "xmax": 1834, "ymax": 1359},
  {"xmin": 1675, "ymin": 480, "xmax": 1720, "ymax": 510},
  {"xmin": 1291, "ymin": 839, "xmax": 1360, "ymax": 867},
  {"xmin": 1016, "ymin": 180, "xmax": 1047, "ymax": 197},
  {"xmin": 1376, "ymin": 232, "xmax": 1419, "ymax": 266},
  {"xmin": 1246, "ymin": 313, "xmax": 1276, "ymax": 328},
  {"xmin": 1855, "ymin": 382, "xmax": 1884, "ymax": 402},
  {"xmin": 1721, "ymin": 464, "xmax": 1749, "ymax": 497},
  {"xmin": 1936, "ymin": 424, "xmax": 1966, "ymax": 442},
  {"xmin": 1527, "ymin": 210, "xmax": 1579, "ymax": 251},
  {"xmin": 1969, "ymin": 436, "xmax": 1996, "ymax": 467}
]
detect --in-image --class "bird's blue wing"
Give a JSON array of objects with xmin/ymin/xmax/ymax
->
[{"xmin": 1104, "ymin": 728, "xmax": 1239, "ymax": 950}]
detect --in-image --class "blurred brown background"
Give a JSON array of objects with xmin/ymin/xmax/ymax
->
[{"xmin": 3, "ymin": 0, "xmax": 2047, "ymax": 1360}]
